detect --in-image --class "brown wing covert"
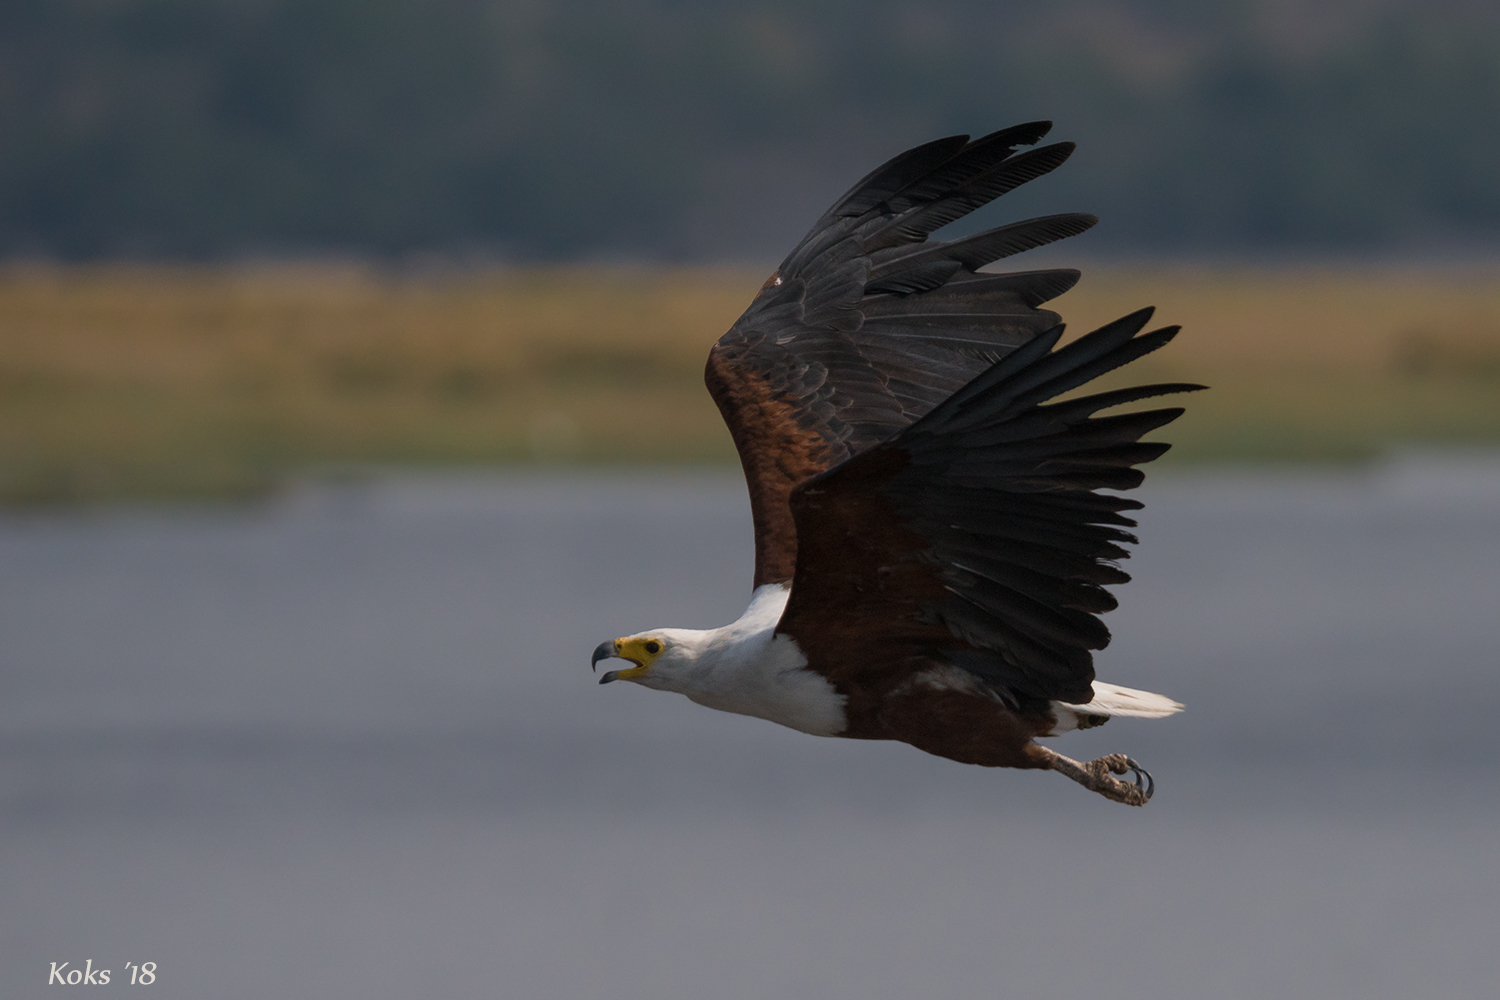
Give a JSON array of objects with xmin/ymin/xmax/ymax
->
[{"xmin": 776, "ymin": 308, "xmax": 1203, "ymax": 719}]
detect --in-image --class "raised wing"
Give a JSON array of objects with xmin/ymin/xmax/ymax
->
[
  {"xmin": 706, "ymin": 122, "xmax": 1097, "ymax": 586},
  {"xmin": 775, "ymin": 309, "xmax": 1203, "ymax": 714}
]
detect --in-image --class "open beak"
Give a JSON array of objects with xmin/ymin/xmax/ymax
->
[{"xmin": 591, "ymin": 639, "xmax": 642, "ymax": 684}]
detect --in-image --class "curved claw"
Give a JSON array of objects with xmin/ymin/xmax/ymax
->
[{"xmin": 1123, "ymin": 757, "xmax": 1155, "ymax": 801}]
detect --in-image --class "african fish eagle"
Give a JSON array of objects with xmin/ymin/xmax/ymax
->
[{"xmin": 591, "ymin": 122, "xmax": 1199, "ymax": 806}]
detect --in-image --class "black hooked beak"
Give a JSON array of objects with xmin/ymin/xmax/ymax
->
[{"xmin": 592, "ymin": 640, "xmax": 620, "ymax": 683}]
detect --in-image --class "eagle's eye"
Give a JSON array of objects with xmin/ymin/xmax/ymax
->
[{"xmin": 644, "ymin": 640, "xmax": 662, "ymax": 655}]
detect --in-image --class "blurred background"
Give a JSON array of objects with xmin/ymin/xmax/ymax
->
[
  {"xmin": 3, "ymin": 2, "xmax": 1499, "ymax": 998},
  {"xmin": 3, "ymin": 0, "xmax": 1500, "ymax": 260}
]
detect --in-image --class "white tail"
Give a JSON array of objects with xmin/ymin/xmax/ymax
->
[{"xmin": 1046, "ymin": 681, "xmax": 1183, "ymax": 735}]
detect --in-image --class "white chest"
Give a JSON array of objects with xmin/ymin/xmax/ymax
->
[
  {"xmin": 662, "ymin": 585, "xmax": 848, "ymax": 738},
  {"xmin": 682, "ymin": 631, "xmax": 848, "ymax": 737}
]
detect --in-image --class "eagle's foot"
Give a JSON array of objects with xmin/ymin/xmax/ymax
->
[
  {"xmin": 1032, "ymin": 746, "xmax": 1155, "ymax": 806},
  {"xmin": 1084, "ymin": 753, "xmax": 1154, "ymax": 805}
]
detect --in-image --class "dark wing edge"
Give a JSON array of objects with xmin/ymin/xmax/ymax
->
[
  {"xmin": 776, "ymin": 308, "xmax": 1204, "ymax": 715},
  {"xmin": 706, "ymin": 123, "xmax": 1099, "ymax": 588}
]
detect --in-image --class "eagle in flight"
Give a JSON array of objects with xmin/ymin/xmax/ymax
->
[{"xmin": 591, "ymin": 122, "xmax": 1199, "ymax": 806}]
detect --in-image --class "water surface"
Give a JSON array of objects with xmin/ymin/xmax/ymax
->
[{"xmin": 3, "ymin": 457, "xmax": 1498, "ymax": 998}]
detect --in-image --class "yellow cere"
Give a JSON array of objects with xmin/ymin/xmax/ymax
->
[{"xmin": 611, "ymin": 636, "xmax": 665, "ymax": 678}]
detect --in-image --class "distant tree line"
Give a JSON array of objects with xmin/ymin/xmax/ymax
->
[{"xmin": 1, "ymin": 0, "xmax": 1497, "ymax": 260}]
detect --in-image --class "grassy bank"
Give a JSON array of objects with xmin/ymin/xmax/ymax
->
[{"xmin": 2, "ymin": 263, "xmax": 1498, "ymax": 504}]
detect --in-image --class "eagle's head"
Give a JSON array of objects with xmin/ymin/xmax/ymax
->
[{"xmin": 591, "ymin": 631, "xmax": 703, "ymax": 691}]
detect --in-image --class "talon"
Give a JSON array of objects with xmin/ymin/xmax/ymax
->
[
  {"xmin": 1124, "ymin": 757, "xmax": 1155, "ymax": 801},
  {"xmin": 1034, "ymin": 746, "xmax": 1159, "ymax": 807}
]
